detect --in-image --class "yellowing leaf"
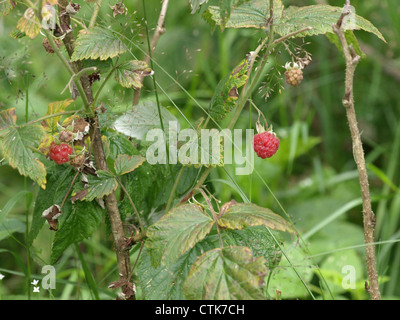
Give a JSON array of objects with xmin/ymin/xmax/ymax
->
[
  {"xmin": 218, "ymin": 202, "xmax": 295, "ymax": 234},
  {"xmin": 114, "ymin": 154, "xmax": 146, "ymax": 175},
  {"xmin": 17, "ymin": 8, "xmax": 41, "ymax": 39},
  {"xmin": 146, "ymin": 204, "xmax": 215, "ymax": 267},
  {"xmin": 183, "ymin": 246, "xmax": 268, "ymax": 300},
  {"xmin": 0, "ymin": 108, "xmax": 17, "ymax": 136},
  {"xmin": 44, "ymin": 99, "xmax": 74, "ymax": 132},
  {"xmin": 114, "ymin": 60, "xmax": 153, "ymax": 89},
  {"xmin": 1, "ymin": 125, "xmax": 47, "ymax": 189}
]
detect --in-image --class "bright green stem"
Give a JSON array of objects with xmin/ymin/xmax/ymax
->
[{"xmin": 165, "ymin": 166, "xmax": 185, "ymax": 213}]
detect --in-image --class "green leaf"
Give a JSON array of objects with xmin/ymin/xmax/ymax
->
[
  {"xmin": 326, "ymin": 30, "xmax": 366, "ymax": 60},
  {"xmin": 274, "ymin": 5, "xmax": 386, "ymax": 42},
  {"xmin": 183, "ymin": 246, "xmax": 268, "ymax": 300},
  {"xmin": 203, "ymin": 0, "xmax": 283, "ymax": 30},
  {"xmin": 224, "ymin": 226, "xmax": 282, "ymax": 269},
  {"xmin": 267, "ymin": 244, "xmax": 315, "ymax": 299},
  {"xmin": 114, "ymin": 60, "xmax": 152, "ymax": 89},
  {"xmin": 16, "ymin": 8, "xmax": 41, "ymax": 39},
  {"xmin": 71, "ymin": 27, "xmax": 127, "ymax": 61},
  {"xmin": 72, "ymin": 170, "xmax": 117, "ymax": 202},
  {"xmin": 0, "ymin": 190, "xmax": 32, "ymax": 224},
  {"xmin": 28, "ymin": 166, "xmax": 76, "ymax": 246},
  {"xmin": 137, "ymin": 242, "xmax": 212, "ymax": 300},
  {"xmin": 1, "ymin": 0, "xmax": 16, "ymax": 16},
  {"xmin": 209, "ymin": 59, "xmax": 248, "ymax": 121},
  {"xmin": 145, "ymin": 204, "xmax": 215, "ymax": 267},
  {"xmin": 0, "ymin": 219, "xmax": 25, "ymax": 241},
  {"xmin": 113, "ymin": 100, "xmax": 178, "ymax": 140},
  {"xmin": 1, "ymin": 124, "xmax": 47, "ymax": 189},
  {"xmin": 218, "ymin": 202, "xmax": 295, "ymax": 234},
  {"xmin": 51, "ymin": 201, "xmax": 104, "ymax": 263},
  {"xmin": 189, "ymin": 0, "xmax": 209, "ymax": 14},
  {"xmin": 114, "ymin": 154, "xmax": 146, "ymax": 176}
]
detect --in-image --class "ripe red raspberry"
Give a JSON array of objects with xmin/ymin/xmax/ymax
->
[
  {"xmin": 253, "ymin": 131, "xmax": 280, "ymax": 159},
  {"xmin": 49, "ymin": 142, "xmax": 73, "ymax": 165}
]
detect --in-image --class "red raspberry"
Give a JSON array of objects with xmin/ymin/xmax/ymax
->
[
  {"xmin": 49, "ymin": 142, "xmax": 73, "ymax": 164},
  {"xmin": 253, "ymin": 131, "xmax": 280, "ymax": 159}
]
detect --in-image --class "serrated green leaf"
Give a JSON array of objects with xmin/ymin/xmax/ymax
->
[
  {"xmin": 274, "ymin": 5, "xmax": 386, "ymax": 42},
  {"xmin": 1, "ymin": 0, "xmax": 16, "ymax": 16},
  {"xmin": 16, "ymin": 8, "xmax": 41, "ymax": 39},
  {"xmin": 28, "ymin": 166, "xmax": 76, "ymax": 246},
  {"xmin": 71, "ymin": 27, "xmax": 127, "ymax": 61},
  {"xmin": 113, "ymin": 101, "xmax": 178, "ymax": 140},
  {"xmin": 51, "ymin": 201, "xmax": 104, "ymax": 263},
  {"xmin": 218, "ymin": 202, "xmax": 295, "ymax": 234},
  {"xmin": 114, "ymin": 60, "xmax": 152, "ymax": 89},
  {"xmin": 1, "ymin": 124, "xmax": 46, "ymax": 189},
  {"xmin": 72, "ymin": 170, "xmax": 117, "ymax": 202},
  {"xmin": 114, "ymin": 154, "xmax": 146, "ymax": 176},
  {"xmin": 146, "ymin": 204, "xmax": 215, "ymax": 267},
  {"xmin": 183, "ymin": 246, "xmax": 268, "ymax": 300},
  {"xmin": 209, "ymin": 59, "xmax": 248, "ymax": 121},
  {"xmin": 137, "ymin": 243, "xmax": 211, "ymax": 300},
  {"xmin": 203, "ymin": 0, "xmax": 283, "ymax": 30}
]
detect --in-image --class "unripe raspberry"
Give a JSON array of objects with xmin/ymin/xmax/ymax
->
[
  {"xmin": 284, "ymin": 62, "xmax": 303, "ymax": 87},
  {"xmin": 49, "ymin": 142, "xmax": 73, "ymax": 164},
  {"xmin": 70, "ymin": 154, "xmax": 85, "ymax": 168},
  {"xmin": 59, "ymin": 130, "xmax": 74, "ymax": 143},
  {"xmin": 253, "ymin": 131, "xmax": 280, "ymax": 159}
]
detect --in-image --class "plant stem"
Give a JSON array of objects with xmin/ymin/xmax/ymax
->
[
  {"xmin": 43, "ymin": 29, "xmax": 90, "ymax": 110},
  {"xmin": 133, "ymin": 0, "xmax": 169, "ymax": 105},
  {"xmin": 333, "ymin": 4, "xmax": 381, "ymax": 300},
  {"xmin": 52, "ymin": 0, "xmax": 134, "ymax": 299},
  {"xmin": 165, "ymin": 166, "xmax": 185, "ymax": 213},
  {"xmin": 89, "ymin": 0, "xmax": 103, "ymax": 28},
  {"xmin": 199, "ymin": 188, "xmax": 223, "ymax": 249},
  {"xmin": 115, "ymin": 176, "xmax": 145, "ymax": 233}
]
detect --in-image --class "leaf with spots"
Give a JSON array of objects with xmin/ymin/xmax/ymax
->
[
  {"xmin": 183, "ymin": 246, "xmax": 268, "ymax": 300},
  {"xmin": 145, "ymin": 204, "xmax": 215, "ymax": 267}
]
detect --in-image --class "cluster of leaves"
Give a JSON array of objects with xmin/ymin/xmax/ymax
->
[{"xmin": 141, "ymin": 200, "xmax": 294, "ymax": 299}]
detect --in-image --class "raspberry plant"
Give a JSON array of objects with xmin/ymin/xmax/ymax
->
[{"xmin": 0, "ymin": 0, "xmax": 385, "ymax": 300}]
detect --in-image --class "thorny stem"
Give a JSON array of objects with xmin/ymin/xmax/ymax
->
[
  {"xmin": 115, "ymin": 176, "xmax": 145, "ymax": 233},
  {"xmin": 333, "ymin": 2, "xmax": 381, "ymax": 300},
  {"xmin": 50, "ymin": 0, "xmax": 134, "ymax": 299}
]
